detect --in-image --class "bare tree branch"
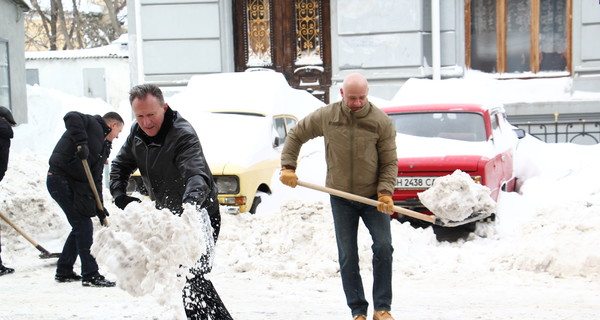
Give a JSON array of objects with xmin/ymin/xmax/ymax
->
[{"xmin": 25, "ymin": 0, "xmax": 128, "ymax": 51}]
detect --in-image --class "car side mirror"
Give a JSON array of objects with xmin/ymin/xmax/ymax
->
[
  {"xmin": 513, "ymin": 128, "xmax": 526, "ymax": 139},
  {"xmin": 273, "ymin": 136, "xmax": 281, "ymax": 147}
]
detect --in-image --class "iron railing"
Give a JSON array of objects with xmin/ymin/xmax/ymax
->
[{"xmin": 512, "ymin": 119, "xmax": 600, "ymax": 144}]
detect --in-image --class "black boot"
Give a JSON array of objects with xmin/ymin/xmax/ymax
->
[
  {"xmin": 82, "ymin": 274, "xmax": 116, "ymax": 287},
  {"xmin": 55, "ymin": 271, "xmax": 82, "ymax": 282},
  {"xmin": 0, "ymin": 264, "xmax": 15, "ymax": 276}
]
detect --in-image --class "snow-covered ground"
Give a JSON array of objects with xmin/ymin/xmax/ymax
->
[{"xmin": 0, "ymin": 84, "xmax": 599, "ymax": 319}]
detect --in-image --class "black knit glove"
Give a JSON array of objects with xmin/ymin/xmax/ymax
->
[
  {"xmin": 75, "ymin": 144, "xmax": 89, "ymax": 160},
  {"xmin": 114, "ymin": 195, "xmax": 141, "ymax": 210},
  {"xmin": 97, "ymin": 208, "xmax": 110, "ymax": 226}
]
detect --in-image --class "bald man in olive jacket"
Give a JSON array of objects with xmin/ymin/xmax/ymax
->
[{"xmin": 280, "ymin": 73, "xmax": 398, "ymax": 320}]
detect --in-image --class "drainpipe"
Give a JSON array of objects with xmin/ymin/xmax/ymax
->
[
  {"xmin": 432, "ymin": 0, "xmax": 441, "ymax": 80},
  {"xmin": 133, "ymin": 0, "xmax": 144, "ymax": 86}
]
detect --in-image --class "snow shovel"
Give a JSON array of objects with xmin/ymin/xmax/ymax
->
[
  {"xmin": 81, "ymin": 158, "xmax": 109, "ymax": 227},
  {"xmin": 0, "ymin": 211, "xmax": 61, "ymax": 259},
  {"xmin": 296, "ymin": 180, "xmax": 486, "ymax": 227}
]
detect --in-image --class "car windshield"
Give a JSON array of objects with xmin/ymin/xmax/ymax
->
[{"xmin": 389, "ymin": 112, "xmax": 487, "ymax": 142}]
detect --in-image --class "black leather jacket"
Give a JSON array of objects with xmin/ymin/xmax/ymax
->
[{"xmin": 109, "ymin": 107, "xmax": 217, "ymax": 214}]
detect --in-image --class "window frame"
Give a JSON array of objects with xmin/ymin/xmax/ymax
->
[
  {"xmin": 465, "ymin": 0, "xmax": 572, "ymax": 75},
  {"xmin": 0, "ymin": 39, "xmax": 11, "ymax": 109}
]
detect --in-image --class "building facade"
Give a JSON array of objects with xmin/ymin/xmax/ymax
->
[
  {"xmin": 0, "ymin": 0, "xmax": 29, "ymax": 124},
  {"xmin": 127, "ymin": 0, "xmax": 600, "ymax": 119}
]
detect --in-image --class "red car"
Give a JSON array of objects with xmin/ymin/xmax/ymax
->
[{"xmin": 381, "ymin": 103, "xmax": 525, "ymax": 226}]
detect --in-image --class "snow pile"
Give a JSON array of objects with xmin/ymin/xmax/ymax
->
[
  {"xmin": 216, "ymin": 200, "xmax": 341, "ymax": 280},
  {"xmin": 0, "ymin": 152, "xmax": 69, "ymax": 252},
  {"xmin": 418, "ymin": 169, "xmax": 496, "ymax": 222},
  {"xmin": 491, "ymin": 138, "xmax": 600, "ymax": 279},
  {"xmin": 91, "ymin": 201, "xmax": 212, "ymax": 320}
]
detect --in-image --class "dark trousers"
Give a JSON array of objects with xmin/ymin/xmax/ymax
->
[
  {"xmin": 330, "ymin": 195, "xmax": 394, "ymax": 317},
  {"xmin": 183, "ymin": 273, "xmax": 233, "ymax": 320},
  {"xmin": 182, "ymin": 202, "xmax": 232, "ymax": 320},
  {"xmin": 47, "ymin": 173, "xmax": 99, "ymax": 278}
]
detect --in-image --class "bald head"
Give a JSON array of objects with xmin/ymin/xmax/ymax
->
[{"xmin": 340, "ymin": 73, "xmax": 369, "ymax": 111}]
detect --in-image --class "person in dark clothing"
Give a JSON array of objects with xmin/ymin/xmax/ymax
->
[
  {"xmin": 0, "ymin": 106, "xmax": 16, "ymax": 276},
  {"xmin": 109, "ymin": 84, "xmax": 231, "ymax": 320},
  {"xmin": 47, "ymin": 111, "xmax": 124, "ymax": 287}
]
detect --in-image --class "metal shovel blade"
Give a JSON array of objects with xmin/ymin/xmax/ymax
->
[{"xmin": 0, "ymin": 212, "xmax": 61, "ymax": 259}]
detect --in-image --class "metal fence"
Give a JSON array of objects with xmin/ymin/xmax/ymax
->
[{"xmin": 512, "ymin": 119, "xmax": 600, "ymax": 145}]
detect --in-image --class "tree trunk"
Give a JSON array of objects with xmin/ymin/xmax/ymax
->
[
  {"xmin": 54, "ymin": 0, "xmax": 73, "ymax": 50},
  {"xmin": 103, "ymin": 0, "xmax": 124, "ymax": 40}
]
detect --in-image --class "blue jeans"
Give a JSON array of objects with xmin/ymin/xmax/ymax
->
[
  {"xmin": 330, "ymin": 195, "xmax": 393, "ymax": 317},
  {"xmin": 47, "ymin": 173, "xmax": 100, "ymax": 278}
]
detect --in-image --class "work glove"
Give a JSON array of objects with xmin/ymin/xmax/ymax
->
[
  {"xmin": 114, "ymin": 194, "xmax": 141, "ymax": 210},
  {"xmin": 280, "ymin": 167, "xmax": 298, "ymax": 188},
  {"xmin": 377, "ymin": 192, "xmax": 394, "ymax": 215},
  {"xmin": 76, "ymin": 143, "xmax": 89, "ymax": 160},
  {"xmin": 97, "ymin": 208, "xmax": 110, "ymax": 226}
]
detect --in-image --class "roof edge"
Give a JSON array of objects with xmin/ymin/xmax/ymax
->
[{"xmin": 11, "ymin": 0, "xmax": 31, "ymax": 11}]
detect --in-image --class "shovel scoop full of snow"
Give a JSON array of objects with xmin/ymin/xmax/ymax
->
[{"xmin": 418, "ymin": 170, "xmax": 496, "ymax": 223}]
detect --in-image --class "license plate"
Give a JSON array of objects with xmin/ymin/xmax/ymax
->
[{"xmin": 396, "ymin": 177, "xmax": 436, "ymax": 190}]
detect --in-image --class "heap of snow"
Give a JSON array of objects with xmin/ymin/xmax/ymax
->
[
  {"xmin": 91, "ymin": 202, "xmax": 212, "ymax": 320},
  {"xmin": 418, "ymin": 170, "xmax": 496, "ymax": 222},
  {"xmin": 0, "ymin": 152, "xmax": 69, "ymax": 252}
]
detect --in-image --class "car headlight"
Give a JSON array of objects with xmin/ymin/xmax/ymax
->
[{"xmin": 214, "ymin": 175, "xmax": 240, "ymax": 194}]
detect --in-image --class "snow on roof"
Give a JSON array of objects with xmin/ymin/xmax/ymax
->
[
  {"xmin": 25, "ymin": 35, "xmax": 129, "ymax": 60},
  {"xmin": 391, "ymin": 78, "xmax": 499, "ymax": 107},
  {"xmin": 170, "ymin": 71, "xmax": 325, "ymax": 120},
  {"xmin": 395, "ymin": 71, "xmax": 600, "ymax": 107}
]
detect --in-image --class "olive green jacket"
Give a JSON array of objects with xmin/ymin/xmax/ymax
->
[{"xmin": 281, "ymin": 100, "xmax": 397, "ymax": 197}]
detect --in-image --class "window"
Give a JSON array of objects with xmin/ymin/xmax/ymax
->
[
  {"xmin": 0, "ymin": 40, "xmax": 10, "ymax": 108},
  {"xmin": 284, "ymin": 117, "xmax": 297, "ymax": 133},
  {"xmin": 234, "ymin": 0, "xmax": 332, "ymax": 102},
  {"xmin": 390, "ymin": 112, "xmax": 487, "ymax": 142},
  {"xmin": 273, "ymin": 117, "xmax": 287, "ymax": 147},
  {"xmin": 466, "ymin": 0, "xmax": 570, "ymax": 74}
]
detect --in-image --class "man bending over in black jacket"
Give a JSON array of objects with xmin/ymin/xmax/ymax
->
[{"xmin": 109, "ymin": 84, "xmax": 231, "ymax": 320}]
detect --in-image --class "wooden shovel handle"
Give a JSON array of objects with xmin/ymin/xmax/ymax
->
[
  {"xmin": 0, "ymin": 211, "xmax": 40, "ymax": 246},
  {"xmin": 81, "ymin": 158, "xmax": 108, "ymax": 226},
  {"xmin": 296, "ymin": 180, "xmax": 436, "ymax": 224}
]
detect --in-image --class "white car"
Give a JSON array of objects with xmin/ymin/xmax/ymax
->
[{"xmin": 168, "ymin": 71, "xmax": 324, "ymax": 214}]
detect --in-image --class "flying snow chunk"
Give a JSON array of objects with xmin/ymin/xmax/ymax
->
[
  {"xmin": 92, "ymin": 201, "xmax": 212, "ymax": 320},
  {"xmin": 418, "ymin": 170, "xmax": 496, "ymax": 222}
]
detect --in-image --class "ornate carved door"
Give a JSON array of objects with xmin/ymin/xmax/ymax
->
[{"xmin": 233, "ymin": 0, "xmax": 331, "ymax": 103}]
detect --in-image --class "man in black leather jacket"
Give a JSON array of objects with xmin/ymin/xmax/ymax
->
[{"xmin": 109, "ymin": 84, "xmax": 231, "ymax": 320}]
